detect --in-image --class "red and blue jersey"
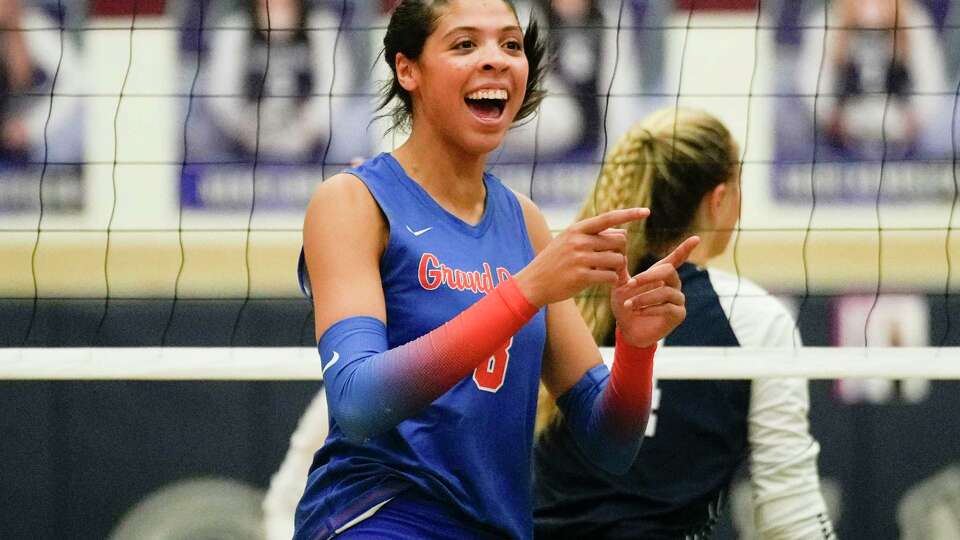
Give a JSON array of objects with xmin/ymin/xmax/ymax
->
[{"xmin": 295, "ymin": 153, "xmax": 547, "ymax": 539}]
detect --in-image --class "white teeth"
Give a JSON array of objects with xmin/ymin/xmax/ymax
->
[{"xmin": 466, "ymin": 89, "xmax": 508, "ymax": 100}]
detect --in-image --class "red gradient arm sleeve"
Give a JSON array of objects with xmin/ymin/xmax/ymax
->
[
  {"xmin": 555, "ymin": 328, "xmax": 655, "ymax": 474},
  {"xmin": 601, "ymin": 327, "xmax": 656, "ymax": 439},
  {"xmin": 411, "ymin": 277, "xmax": 539, "ymax": 395},
  {"xmin": 318, "ymin": 278, "xmax": 539, "ymax": 442}
]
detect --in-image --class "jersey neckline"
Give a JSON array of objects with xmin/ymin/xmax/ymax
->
[{"xmin": 381, "ymin": 152, "xmax": 496, "ymax": 239}]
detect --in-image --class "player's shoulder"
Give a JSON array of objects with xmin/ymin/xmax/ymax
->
[
  {"xmin": 703, "ymin": 267, "xmax": 797, "ymax": 344},
  {"xmin": 508, "ymin": 189, "xmax": 552, "ymax": 251},
  {"xmin": 310, "ymin": 172, "xmax": 372, "ymax": 206},
  {"xmin": 704, "ymin": 267, "xmax": 773, "ymax": 302},
  {"xmin": 304, "ymin": 171, "xmax": 383, "ymax": 235},
  {"xmin": 302, "ymin": 170, "xmax": 387, "ymax": 271},
  {"xmin": 509, "ymin": 188, "xmax": 538, "ymax": 214},
  {"xmin": 313, "ymin": 153, "xmax": 394, "ymax": 199},
  {"xmin": 511, "ymin": 190, "xmax": 543, "ymax": 224}
]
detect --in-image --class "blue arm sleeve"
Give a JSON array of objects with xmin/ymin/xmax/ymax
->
[
  {"xmin": 556, "ymin": 364, "xmax": 646, "ymax": 475},
  {"xmin": 318, "ymin": 316, "xmax": 414, "ymax": 443}
]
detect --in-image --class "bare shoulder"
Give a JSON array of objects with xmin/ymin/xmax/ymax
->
[
  {"xmin": 306, "ymin": 173, "xmax": 383, "ymax": 224},
  {"xmin": 511, "ymin": 190, "xmax": 540, "ymax": 219},
  {"xmin": 308, "ymin": 172, "xmax": 376, "ymax": 211},
  {"xmin": 304, "ymin": 172, "xmax": 386, "ymax": 252},
  {"xmin": 510, "ymin": 189, "xmax": 553, "ymax": 252}
]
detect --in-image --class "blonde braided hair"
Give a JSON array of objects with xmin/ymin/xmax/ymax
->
[{"xmin": 535, "ymin": 107, "xmax": 737, "ymax": 437}]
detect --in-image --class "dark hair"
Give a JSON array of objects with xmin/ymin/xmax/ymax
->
[{"xmin": 377, "ymin": 0, "xmax": 547, "ymax": 134}]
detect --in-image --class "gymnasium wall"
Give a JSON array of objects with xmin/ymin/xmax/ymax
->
[{"xmin": 2, "ymin": 1, "xmax": 958, "ymax": 299}]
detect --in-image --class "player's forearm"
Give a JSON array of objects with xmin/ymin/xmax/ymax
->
[
  {"xmin": 752, "ymin": 456, "xmax": 834, "ymax": 539},
  {"xmin": 319, "ymin": 278, "xmax": 538, "ymax": 442},
  {"xmin": 557, "ymin": 330, "xmax": 655, "ymax": 475},
  {"xmin": 598, "ymin": 329, "xmax": 656, "ymax": 439},
  {"xmin": 755, "ymin": 500, "xmax": 835, "ymax": 540}
]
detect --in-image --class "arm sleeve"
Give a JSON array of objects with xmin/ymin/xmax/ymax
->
[
  {"xmin": 556, "ymin": 329, "xmax": 655, "ymax": 475},
  {"xmin": 318, "ymin": 278, "xmax": 539, "ymax": 442},
  {"xmin": 748, "ymin": 311, "xmax": 836, "ymax": 539}
]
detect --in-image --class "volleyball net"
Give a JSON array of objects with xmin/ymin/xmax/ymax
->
[{"xmin": 0, "ymin": 0, "xmax": 958, "ymax": 376}]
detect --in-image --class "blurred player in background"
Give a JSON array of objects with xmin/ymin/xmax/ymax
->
[
  {"xmin": 291, "ymin": 1, "xmax": 698, "ymax": 539},
  {"xmin": 534, "ymin": 107, "xmax": 836, "ymax": 539},
  {"xmin": 827, "ymin": 0, "xmax": 915, "ymax": 155},
  {"xmin": 204, "ymin": 0, "xmax": 331, "ymax": 162},
  {"xmin": 0, "ymin": 0, "xmax": 83, "ymax": 211},
  {"xmin": 535, "ymin": 0, "xmax": 604, "ymax": 160},
  {"xmin": 0, "ymin": 0, "xmax": 33, "ymax": 161},
  {"xmin": 803, "ymin": 0, "xmax": 949, "ymax": 160}
]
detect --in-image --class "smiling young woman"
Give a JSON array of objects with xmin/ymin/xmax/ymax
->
[{"xmin": 293, "ymin": 2, "xmax": 698, "ymax": 539}]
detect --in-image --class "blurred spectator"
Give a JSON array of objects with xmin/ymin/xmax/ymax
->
[
  {"xmin": 0, "ymin": 0, "xmax": 34, "ymax": 162},
  {"xmin": 536, "ymin": 0, "xmax": 604, "ymax": 160},
  {"xmin": 798, "ymin": 0, "xmax": 945, "ymax": 159},
  {"xmin": 627, "ymin": 0, "xmax": 668, "ymax": 94},
  {"xmin": 203, "ymin": 0, "xmax": 338, "ymax": 162},
  {"xmin": 0, "ymin": 1, "xmax": 82, "ymax": 167},
  {"xmin": 827, "ymin": 0, "xmax": 917, "ymax": 155}
]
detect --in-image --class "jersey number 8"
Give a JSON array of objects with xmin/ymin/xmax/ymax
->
[{"xmin": 473, "ymin": 338, "xmax": 513, "ymax": 393}]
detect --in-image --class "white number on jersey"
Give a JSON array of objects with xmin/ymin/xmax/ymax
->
[{"xmin": 645, "ymin": 379, "xmax": 661, "ymax": 437}]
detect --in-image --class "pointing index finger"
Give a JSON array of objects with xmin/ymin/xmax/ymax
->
[
  {"xmin": 575, "ymin": 208, "xmax": 650, "ymax": 235},
  {"xmin": 655, "ymin": 235, "xmax": 701, "ymax": 269}
]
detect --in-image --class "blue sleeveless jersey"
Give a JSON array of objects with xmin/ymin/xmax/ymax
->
[{"xmin": 296, "ymin": 153, "xmax": 547, "ymax": 540}]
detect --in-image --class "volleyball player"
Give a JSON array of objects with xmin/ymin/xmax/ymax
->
[
  {"xmin": 534, "ymin": 107, "xmax": 836, "ymax": 539},
  {"xmin": 293, "ymin": 2, "xmax": 698, "ymax": 539},
  {"xmin": 0, "ymin": 0, "xmax": 33, "ymax": 161},
  {"xmin": 204, "ymin": 0, "xmax": 338, "ymax": 162}
]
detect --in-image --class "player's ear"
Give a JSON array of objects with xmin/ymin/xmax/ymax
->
[
  {"xmin": 395, "ymin": 52, "xmax": 419, "ymax": 92},
  {"xmin": 707, "ymin": 183, "xmax": 728, "ymax": 223}
]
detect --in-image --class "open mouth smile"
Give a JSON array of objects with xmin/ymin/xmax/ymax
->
[{"xmin": 465, "ymin": 89, "xmax": 508, "ymax": 122}]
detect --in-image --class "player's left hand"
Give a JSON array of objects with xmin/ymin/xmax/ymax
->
[{"xmin": 611, "ymin": 236, "xmax": 700, "ymax": 347}]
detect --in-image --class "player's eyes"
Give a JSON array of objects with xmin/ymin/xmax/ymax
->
[
  {"xmin": 503, "ymin": 40, "xmax": 522, "ymax": 51},
  {"xmin": 454, "ymin": 40, "xmax": 475, "ymax": 50}
]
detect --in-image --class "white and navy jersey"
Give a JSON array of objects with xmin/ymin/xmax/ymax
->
[
  {"xmin": 534, "ymin": 263, "xmax": 832, "ymax": 539},
  {"xmin": 297, "ymin": 153, "xmax": 547, "ymax": 539}
]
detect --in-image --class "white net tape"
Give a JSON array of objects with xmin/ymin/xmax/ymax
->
[{"xmin": 2, "ymin": 346, "xmax": 957, "ymax": 380}]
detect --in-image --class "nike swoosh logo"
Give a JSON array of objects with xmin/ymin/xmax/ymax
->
[
  {"xmin": 321, "ymin": 350, "xmax": 340, "ymax": 376},
  {"xmin": 406, "ymin": 225, "xmax": 432, "ymax": 237}
]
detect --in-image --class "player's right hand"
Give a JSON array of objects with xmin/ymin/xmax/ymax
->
[{"xmin": 514, "ymin": 208, "xmax": 649, "ymax": 307}]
